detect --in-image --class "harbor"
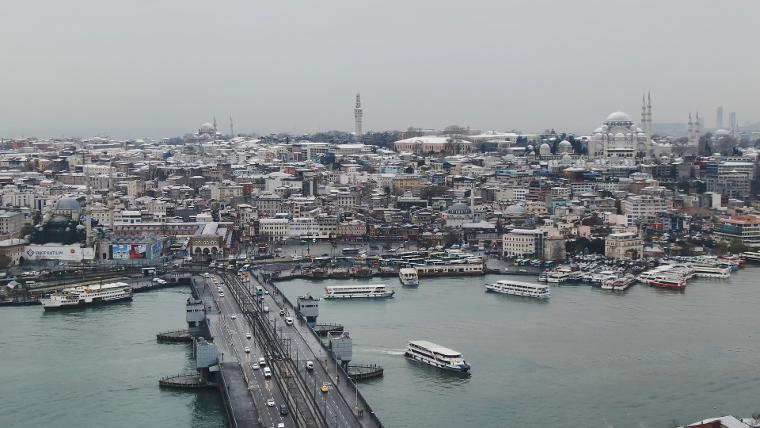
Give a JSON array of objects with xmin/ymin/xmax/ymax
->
[{"xmin": 272, "ymin": 267, "xmax": 760, "ymax": 428}]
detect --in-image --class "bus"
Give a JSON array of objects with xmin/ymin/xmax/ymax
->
[
  {"xmin": 142, "ymin": 267, "xmax": 157, "ymax": 276},
  {"xmin": 256, "ymin": 286, "xmax": 264, "ymax": 297}
]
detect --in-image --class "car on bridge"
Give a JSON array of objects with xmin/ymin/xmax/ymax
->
[
  {"xmin": 284, "ymin": 316, "xmax": 293, "ymax": 326},
  {"xmin": 320, "ymin": 382, "xmax": 330, "ymax": 393},
  {"xmin": 266, "ymin": 398, "xmax": 275, "ymax": 407}
]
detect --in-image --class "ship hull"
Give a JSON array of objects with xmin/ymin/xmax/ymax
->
[
  {"xmin": 404, "ymin": 352, "xmax": 470, "ymax": 373},
  {"xmin": 42, "ymin": 295, "xmax": 133, "ymax": 310}
]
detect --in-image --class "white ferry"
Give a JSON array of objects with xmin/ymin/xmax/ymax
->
[
  {"xmin": 485, "ymin": 280, "xmax": 550, "ymax": 300},
  {"xmin": 398, "ymin": 268, "xmax": 419, "ymax": 287},
  {"xmin": 323, "ymin": 284, "xmax": 395, "ymax": 299},
  {"xmin": 405, "ymin": 340, "xmax": 470, "ymax": 373},
  {"xmin": 692, "ymin": 264, "xmax": 731, "ymax": 278},
  {"xmin": 40, "ymin": 282, "xmax": 132, "ymax": 310}
]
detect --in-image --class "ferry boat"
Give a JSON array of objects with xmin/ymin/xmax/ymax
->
[
  {"xmin": 601, "ymin": 274, "xmax": 636, "ymax": 291},
  {"xmin": 404, "ymin": 340, "xmax": 470, "ymax": 373},
  {"xmin": 647, "ymin": 274, "xmax": 686, "ymax": 290},
  {"xmin": 40, "ymin": 282, "xmax": 132, "ymax": 310},
  {"xmin": 398, "ymin": 268, "xmax": 419, "ymax": 287},
  {"xmin": 324, "ymin": 284, "xmax": 395, "ymax": 299},
  {"xmin": 741, "ymin": 251, "xmax": 760, "ymax": 264},
  {"xmin": 485, "ymin": 280, "xmax": 550, "ymax": 300},
  {"xmin": 692, "ymin": 264, "xmax": 731, "ymax": 278}
]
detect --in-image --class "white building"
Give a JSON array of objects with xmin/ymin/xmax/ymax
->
[
  {"xmin": 587, "ymin": 111, "xmax": 650, "ymax": 160},
  {"xmin": 605, "ymin": 232, "xmax": 643, "ymax": 259},
  {"xmin": 259, "ymin": 218, "xmax": 289, "ymax": 241},
  {"xmin": 502, "ymin": 229, "xmax": 545, "ymax": 258}
]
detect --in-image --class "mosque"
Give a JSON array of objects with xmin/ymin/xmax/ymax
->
[{"xmin": 587, "ymin": 111, "xmax": 651, "ymax": 160}]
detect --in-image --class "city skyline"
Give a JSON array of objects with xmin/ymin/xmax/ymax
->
[{"xmin": 1, "ymin": 1, "xmax": 759, "ymax": 138}]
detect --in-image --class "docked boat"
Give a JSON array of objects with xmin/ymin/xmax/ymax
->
[
  {"xmin": 742, "ymin": 251, "xmax": 760, "ymax": 264},
  {"xmin": 647, "ymin": 274, "xmax": 686, "ymax": 290},
  {"xmin": 40, "ymin": 282, "xmax": 132, "ymax": 310},
  {"xmin": 398, "ymin": 268, "xmax": 419, "ymax": 286},
  {"xmin": 692, "ymin": 264, "xmax": 731, "ymax": 278},
  {"xmin": 404, "ymin": 340, "xmax": 470, "ymax": 373},
  {"xmin": 485, "ymin": 280, "xmax": 550, "ymax": 300},
  {"xmin": 324, "ymin": 284, "xmax": 395, "ymax": 299},
  {"xmin": 600, "ymin": 274, "xmax": 636, "ymax": 291}
]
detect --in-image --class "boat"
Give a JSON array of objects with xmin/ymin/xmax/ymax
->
[
  {"xmin": 692, "ymin": 264, "xmax": 731, "ymax": 278},
  {"xmin": 600, "ymin": 274, "xmax": 636, "ymax": 291},
  {"xmin": 647, "ymin": 274, "xmax": 686, "ymax": 290},
  {"xmin": 404, "ymin": 340, "xmax": 470, "ymax": 373},
  {"xmin": 484, "ymin": 280, "xmax": 550, "ymax": 300},
  {"xmin": 398, "ymin": 268, "xmax": 419, "ymax": 287},
  {"xmin": 40, "ymin": 282, "xmax": 132, "ymax": 310},
  {"xmin": 323, "ymin": 284, "xmax": 395, "ymax": 299},
  {"xmin": 742, "ymin": 251, "xmax": 760, "ymax": 264}
]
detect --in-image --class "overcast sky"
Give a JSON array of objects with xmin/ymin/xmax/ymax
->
[{"xmin": 1, "ymin": 0, "xmax": 757, "ymax": 139}]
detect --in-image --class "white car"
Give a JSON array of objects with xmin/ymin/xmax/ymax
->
[
  {"xmin": 284, "ymin": 316, "xmax": 293, "ymax": 326},
  {"xmin": 231, "ymin": 314, "xmax": 237, "ymax": 320},
  {"xmin": 244, "ymin": 346, "xmax": 251, "ymax": 353},
  {"xmin": 219, "ymin": 292, "xmax": 225, "ymax": 297},
  {"xmin": 246, "ymin": 332, "xmax": 252, "ymax": 339},
  {"xmin": 263, "ymin": 306, "xmax": 270, "ymax": 313},
  {"xmin": 259, "ymin": 357, "xmax": 266, "ymax": 366},
  {"xmin": 279, "ymin": 309, "xmax": 285, "ymax": 316},
  {"xmin": 277, "ymin": 423, "xmax": 285, "ymax": 428},
  {"xmin": 251, "ymin": 362, "xmax": 259, "ymax": 370},
  {"xmin": 266, "ymin": 398, "xmax": 276, "ymax": 407}
]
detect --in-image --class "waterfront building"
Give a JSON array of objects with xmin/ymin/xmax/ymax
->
[
  {"xmin": 604, "ymin": 232, "xmax": 643, "ymax": 259},
  {"xmin": 502, "ymin": 229, "xmax": 545, "ymax": 258},
  {"xmin": 714, "ymin": 216, "xmax": 760, "ymax": 248}
]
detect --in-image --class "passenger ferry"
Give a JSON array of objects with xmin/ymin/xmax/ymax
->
[
  {"xmin": 398, "ymin": 268, "xmax": 419, "ymax": 287},
  {"xmin": 404, "ymin": 340, "xmax": 470, "ymax": 373},
  {"xmin": 692, "ymin": 264, "xmax": 731, "ymax": 278},
  {"xmin": 324, "ymin": 284, "xmax": 395, "ymax": 299},
  {"xmin": 600, "ymin": 274, "xmax": 636, "ymax": 291},
  {"xmin": 40, "ymin": 282, "xmax": 133, "ymax": 310},
  {"xmin": 485, "ymin": 280, "xmax": 550, "ymax": 300},
  {"xmin": 647, "ymin": 274, "xmax": 686, "ymax": 290}
]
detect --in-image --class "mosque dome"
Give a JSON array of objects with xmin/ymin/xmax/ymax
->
[
  {"xmin": 505, "ymin": 204, "xmax": 526, "ymax": 215},
  {"xmin": 558, "ymin": 140, "xmax": 573, "ymax": 154},
  {"xmin": 55, "ymin": 197, "xmax": 81, "ymax": 211},
  {"xmin": 539, "ymin": 143, "xmax": 551, "ymax": 156},
  {"xmin": 605, "ymin": 111, "xmax": 632, "ymax": 122},
  {"xmin": 448, "ymin": 202, "xmax": 472, "ymax": 215},
  {"xmin": 199, "ymin": 123, "xmax": 215, "ymax": 134},
  {"xmin": 526, "ymin": 144, "xmax": 534, "ymax": 152}
]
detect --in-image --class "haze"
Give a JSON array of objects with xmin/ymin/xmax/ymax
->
[{"xmin": 1, "ymin": 0, "xmax": 757, "ymax": 139}]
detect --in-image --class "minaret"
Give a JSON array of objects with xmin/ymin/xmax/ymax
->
[
  {"xmin": 641, "ymin": 94, "xmax": 647, "ymax": 135},
  {"xmin": 108, "ymin": 160, "xmax": 115, "ymax": 230},
  {"xmin": 646, "ymin": 92, "xmax": 652, "ymax": 138},
  {"xmin": 229, "ymin": 114, "xmax": 234, "ymax": 138},
  {"xmin": 687, "ymin": 113, "xmax": 694, "ymax": 146},
  {"xmin": 354, "ymin": 93, "xmax": 363, "ymax": 141},
  {"xmin": 213, "ymin": 116, "xmax": 218, "ymax": 144}
]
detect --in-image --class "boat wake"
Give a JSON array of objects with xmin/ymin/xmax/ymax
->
[{"xmin": 360, "ymin": 347, "xmax": 406, "ymax": 356}]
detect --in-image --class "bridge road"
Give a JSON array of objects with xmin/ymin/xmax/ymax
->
[
  {"xmin": 196, "ymin": 275, "xmax": 296, "ymax": 428},
  {"xmin": 238, "ymin": 272, "xmax": 379, "ymax": 428}
]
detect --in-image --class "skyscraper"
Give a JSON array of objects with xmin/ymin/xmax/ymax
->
[
  {"xmin": 354, "ymin": 93, "xmax": 363, "ymax": 141},
  {"xmin": 716, "ymin": 106, "xmax": 724, "ymax": 130},
  {"xmin": 729, "ymin": 111, "xmax": 737, "ymax": 133}
]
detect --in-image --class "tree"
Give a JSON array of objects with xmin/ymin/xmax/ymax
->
[
  {"xmin": 0, "ymin": 255, "xmax": 11, "ymax": 269},
  {"xmin": 713, "ymin": 240, "xmax": 729, "ymax": 256},
  {"xmin": 729, "ymin": 239, "xmax": 748, "ymax": 254}
]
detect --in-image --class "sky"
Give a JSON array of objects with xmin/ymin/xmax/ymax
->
[{"xmin": 0, "ymin": 0, "xmax": 758, "ymax": 139}]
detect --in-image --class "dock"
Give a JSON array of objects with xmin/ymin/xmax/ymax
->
[
  {"xmin": 347, "ymin": 364, "xmax": 384, "ymax": 382},
  {"xmin": 156, "ymin": 329, "xmax": 194, "ymax": 343},
  {"xmin": 159, "ymin": 373, "xmax": 213, "ymax": 389},
  {"xmin": 313, "ymin": 323, "xmax": 344, "ymax": 337}
]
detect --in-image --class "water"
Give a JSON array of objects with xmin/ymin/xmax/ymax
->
[
  {"xmin": 276, "ymin": 268, "xmax": 760, "ymax": 428},
  {"xmin": 3, "ymin": 271, "xmax": 759, "ymax": 428},
  {"xmin": 0, "ymin": 288, "xmax": 226, "ymax": 428}
]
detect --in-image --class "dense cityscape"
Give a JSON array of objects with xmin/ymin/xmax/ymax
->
[{"xmin": 3, "ymin": 1, "xmax": 760, "ymax": 427}]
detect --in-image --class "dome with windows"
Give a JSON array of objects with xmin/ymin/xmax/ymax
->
[
  {"xmin": 558, "ymin": 140, "xmax": 573, "ymax": 154},
  {"xmin": 448, "ymin": 202, "xmax": 472, "ymax": 215},
  {"xmin": 539, "ymin": 143, "xmax": 551, "ymax": 156},
  {"xmin": 55, "ymin": 197, "xmax": 81, "ymax": 212},
  {"xmin": 605, "ymin": 111, "xmax": 632, "ymax": 122}
]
